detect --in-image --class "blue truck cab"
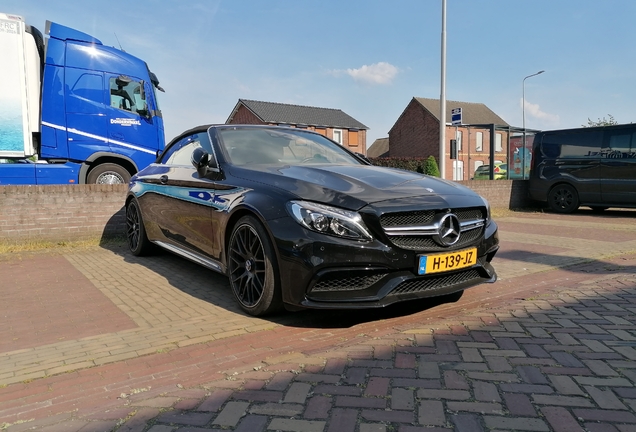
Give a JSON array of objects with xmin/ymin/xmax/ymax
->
[{"xmin": 0, "ymin": 13, "xmax": 165, "ymax": 184}]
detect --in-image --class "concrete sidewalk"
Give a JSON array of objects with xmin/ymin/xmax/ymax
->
[{"xmin": 1, "ymin": 209, "xmax": 635, "ymax": 431}]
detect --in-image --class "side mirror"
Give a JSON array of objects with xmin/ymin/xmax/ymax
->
[
  {"xmin": 191, "ymin": 147, "xmax": 210, "ymax": 177},
  {"xmin": 191, "ymin": 147, "xmax": 220, "ymax": 177}
]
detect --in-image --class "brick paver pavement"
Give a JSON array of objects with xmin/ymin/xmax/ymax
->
[{"xmin": 0, "ymin": 209, "xmax": 635, "ymax": 431}]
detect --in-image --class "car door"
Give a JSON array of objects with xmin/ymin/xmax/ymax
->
[
  {"xmin": 600, "ymin": 128, "xmax": 636, "ymax": 205},
  {"xmin": 136, "ymin": 130, "xmax": 217, "ymax": 258}
]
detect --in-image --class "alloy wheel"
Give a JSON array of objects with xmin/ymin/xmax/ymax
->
[
  {"xmin": 229, "ymin": 224, "xmax": 266, "ymax": 307},
  {"xmin": 126, "ymin": 202, "xmax": 141, "ymax": 251}
]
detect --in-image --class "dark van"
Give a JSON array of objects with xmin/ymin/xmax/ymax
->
[{"xmin": 528, "ymin": 124, "xmax": 636, "ymax": 213}]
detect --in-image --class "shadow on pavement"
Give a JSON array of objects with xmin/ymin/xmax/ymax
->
[
  {"xmin": 97, "ymin": 207, "xmax": 636, "ymax": 331},
  {"xmin": 98, "ymin": 235, "xmax": 636, "ymax": 332}
]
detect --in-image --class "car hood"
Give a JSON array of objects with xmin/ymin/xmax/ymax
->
[{"xmin": 230, "ymin": 164, "xmax": 480, "ymax": 210}]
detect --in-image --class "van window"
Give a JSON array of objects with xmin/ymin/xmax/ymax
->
[
  {"xmin": 541, "ymin": 131, "xmax": 603, "ymax": 158},
  {"xmin": 608, "ymin": 133, "xmax": 631, "ymax": 151},
  {"xmin": 604, "ymin": 130, "xmax": 636, "ymax": 159}
]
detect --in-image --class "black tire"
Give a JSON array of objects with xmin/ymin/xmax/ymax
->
[
  {"xmin": 87, "ymin": 163, "xmax": 131, "ymax": 184},
  {"xmin": 126, "ymin": 199, "xmax": 154, "ymax": 256},
  {"xmin": 228, "ymin": 215, "xmax": 283, "ymax": 317},
  {"xmin": 548, "ymin": 184, "xmax": 579, "ymax": 213}
]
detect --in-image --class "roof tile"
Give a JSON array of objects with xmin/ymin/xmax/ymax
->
[{"xmin": 231, "ymin": 99, "xmax": 368, "ymax": 130}]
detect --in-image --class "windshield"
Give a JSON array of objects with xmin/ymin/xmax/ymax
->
[{"xmin": 217, "ymin": 127, "xmax": 364, "ymax": 166}]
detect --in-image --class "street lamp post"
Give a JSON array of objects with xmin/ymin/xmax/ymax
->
[
  {"xmin": 439, "ymin": 0, "xmax": 447, "ymax": 180},
  {"xmin": 522, "ymin": 70, "xmax": 544, "ymax": 179}
]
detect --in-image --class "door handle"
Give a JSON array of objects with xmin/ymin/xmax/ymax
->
[{"xmin": 160, "ymin": 175, "xmax": 168, "ymax": 184}]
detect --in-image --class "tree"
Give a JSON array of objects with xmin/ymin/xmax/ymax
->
[
  {"xmin": 583, "ymin": 114, "xmax": 617, "ymax": 127},
  {"xmin": 424, "ymin": 156, "xmax": 440, "ymax": 177}
]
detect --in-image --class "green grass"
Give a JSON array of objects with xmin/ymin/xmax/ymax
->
[{"xmin": 0, "ymin": 236, "xmax": 126, "ymax": 255}]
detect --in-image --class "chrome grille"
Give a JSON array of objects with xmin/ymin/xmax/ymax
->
[
  {"xmin": 380, "ymin": 208, "xmax": 485, "ymax": 252},
  {"xmin": 380, "ymin": 211, "xmax": 435, "ymax": 227},
  {"xmin": 389, "ymin": 269, "xmax": 482, "ymax": 295},
  {"xmin": 391, "ymin": 226, "xmax": 483, "ymax": 251},
  {"xmin": 453, "ymin": 209, "xmax": 483, "ymax": 221}
]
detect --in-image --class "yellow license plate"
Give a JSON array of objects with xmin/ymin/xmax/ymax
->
[{"xmin": 418, "ymin": 248, "xmax": 477, "ymax": 275}]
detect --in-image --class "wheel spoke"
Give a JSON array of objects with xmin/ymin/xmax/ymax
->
[
  {"xmin": 237, "ymin": 229, "xmax": 250, "ymax": 256},
  {"xmin": 126, "ymin": 205, "xmax": 140, "ymax": 250},
  {"xmin": 229, "ymin": 223, "xmax": 267, "ymax": 308}
]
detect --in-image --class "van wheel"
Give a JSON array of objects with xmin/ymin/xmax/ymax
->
[{"xmin": 548, "ymin": 184, "xmax": 579, "ymax": 213}]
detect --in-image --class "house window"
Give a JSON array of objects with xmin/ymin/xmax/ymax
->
[
  {"xmin": 476, "ymin": 132, "xmax": 483, "ymax": 152},
  {"xmin": 349, "ymin": 130, "xmax": 359, "ymax": 147},
  {"xmin": 495, "ymin": 133, "xmax": 502, "ymax": 152},
  {"xmin": 332, "ymin": 129, "xmax": 343, "ymax": 145},
  {"xmin": 456, "ymin": 131, "xmax": 462, "ymax": 151},
  {"xmin": 452, "ymin": 160, "xmax": 464, "ymax": 181}
]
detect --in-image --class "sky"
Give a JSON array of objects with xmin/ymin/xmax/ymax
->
[{"xmin": 5, "ymin": 0, "xmax": 636, "ymax": 148}]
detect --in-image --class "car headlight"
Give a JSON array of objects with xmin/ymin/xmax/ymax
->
[
  {"xmin": 480, "ymin": 196, "xmax": 491, "ymax": 221},
  {"xmin": 287, "ymin": 200, "xmax": 372, "ymax": 241}
]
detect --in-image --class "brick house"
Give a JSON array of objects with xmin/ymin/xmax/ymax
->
[
  {"xmin": 388, "ymin": 97, "xmax": 510, "ymax": 180},
  {"xmin": 226, "ymin": 99, "xmax": 369, "ymax": 155}
]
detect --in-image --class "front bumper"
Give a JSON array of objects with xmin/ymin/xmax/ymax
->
[{"xmin": 267, "ymin": 215, "xmax": 499, "ymax": 310}]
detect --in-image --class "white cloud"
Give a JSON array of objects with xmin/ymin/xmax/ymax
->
[
  {"xmin": 343, "ymin": 62, "xmax": 399, "ymax": 85},
  {"xmin": 522, "ymin": 99, "xmax": 560, "ymax": 126}
]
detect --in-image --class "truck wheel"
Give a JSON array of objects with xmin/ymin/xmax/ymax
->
[
  {"xmin": 548, "ymin": 184, "xmax": 579, "ymax": 213},
  {"xmin": 87, "ymin": 163, "xmax": 131, "ymax": 184}
]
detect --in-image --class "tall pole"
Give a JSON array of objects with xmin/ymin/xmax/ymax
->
[
  {"xmin": 522, "ymin": 70, "xmax": 544, "ymax": 179},
  {"xmin": 439, "ymin": 0, "xmax": 447, "ymax": 179}
]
